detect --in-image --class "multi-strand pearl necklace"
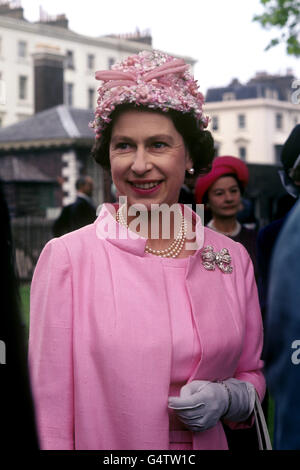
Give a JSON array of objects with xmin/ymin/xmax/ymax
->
[{"xmin": 116, "ymin": 205, "xmax": 187, "ymax": 258}]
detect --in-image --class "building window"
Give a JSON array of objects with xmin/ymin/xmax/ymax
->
[
  {"xmin": 108, "ymin": 57, "xmax": 115, "ymax": 69},
  {"xmin": 66, "ymin": 50, "xmax": 75, "ymax": 69},
  {"xmin": 265, "ymin": 88, "xmax": 278, "ymax": 100},
  {"xmin": 18, "ymin": 40, "xmax": 27, "ymax": 58},
  {"xmin": 276, "ymin": 113, "xmax": 283, "ymax": 129},
  {"xmin": 223, "ymin": 92, "xmax": 235, "ymax": 101},
  {"xmin": 239, "ymin": 146, "xmax": 247, "ymax": 161},
  {"xmin": 274, "ymin": 145, "xmax": 283, "ymax": 164},
  {"xmin": 88, "ymin": 88, "xmax": 95, "ymax": 109},
  {"xmin": 66, "ymin": 83, "xmax": 74, "ymax": 106},
  {"xmin": 87, "ymin": 54, "xmax": 95, "ymax": 70},
  {"xmin": 212, "ymin": 116, "xmax": 219, "ymax": 131},
  {"xmin": 19, "ymin": 75, "xmax": 27, "ymax": 100},
  {"xmin": 238, "ymin": 114, "xmax": 246, "ymax": 129}
]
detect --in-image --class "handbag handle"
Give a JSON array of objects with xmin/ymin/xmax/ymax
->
[{"xmin": 253, "ymin": 392, "xmax": 272, "ymax": 450}]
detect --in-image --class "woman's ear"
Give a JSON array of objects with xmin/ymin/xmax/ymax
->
[{"xmin": 185, "ymin": 150, "xmax": 193, "ymax": 173}]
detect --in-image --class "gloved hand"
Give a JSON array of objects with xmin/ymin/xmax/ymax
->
[{"xmin": 168, "ymin": 378, "xmax": 256, "ymax": 432}]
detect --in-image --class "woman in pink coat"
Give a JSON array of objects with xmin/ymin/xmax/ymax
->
[{"xmin": 29, "ymin": 50, "xmax": 265, "ymax": 450}]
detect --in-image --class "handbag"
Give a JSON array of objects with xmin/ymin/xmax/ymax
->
[{"xmin": 253, "ymin": 392, "xmax": 272, "ymax": 450}]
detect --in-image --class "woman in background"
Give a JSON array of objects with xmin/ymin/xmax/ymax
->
[{"xmin": 195, "ymin": 156, "xmax": 258, "ymax": 277}]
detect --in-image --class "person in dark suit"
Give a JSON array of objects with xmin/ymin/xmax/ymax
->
[
  {"xmin": 264, "ymin": 198, "xmax": 300, "ymax": 449},
  {"xmin": 0, "ymin": 181, "xmax": 39, "ymax": 452},
  {"xmin": 257, "ymin": 124, "xmax": 300, "ymax": 320},
  {"xmin": 52, "ymin": 176, "xmax": 96, "ymax": 237},
  {"xmin": 257, "ymin": 125, "xmax": 300, "ymax": 448}
]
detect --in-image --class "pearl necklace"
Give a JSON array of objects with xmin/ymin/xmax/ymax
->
[{"xmin": 116, "ymin": 205, "xmax": 187, "ymax": 258}]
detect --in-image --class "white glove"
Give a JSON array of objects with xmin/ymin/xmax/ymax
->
[{"xmin": 168, "ymin": 378, "xmax": 256, "ymax": 432}]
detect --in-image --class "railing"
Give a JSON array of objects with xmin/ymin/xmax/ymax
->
[{"xmin": 11, "ymin": 217, "xmax": 53, "ymax": 282}]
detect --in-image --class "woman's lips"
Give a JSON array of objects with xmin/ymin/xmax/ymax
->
[
  {"xmin": 222, "ymin": 205, "xmax": 237, "ymax": 210},
  {"xmin": 128, "ymin": 181, "xmax": 163, "ymax": 194}
]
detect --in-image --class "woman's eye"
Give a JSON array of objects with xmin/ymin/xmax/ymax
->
[
  {"xmin": 116, "ymin": 142, "xmax": 130, "ymax": 150},
  {"xmin": 152, "ymin": 142, "xmax": 167, "ymax": 149}
]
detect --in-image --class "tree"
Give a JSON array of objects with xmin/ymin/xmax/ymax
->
[{"xmin": 253, "ymin": 0, "xmax": 300, "ymax": 57}]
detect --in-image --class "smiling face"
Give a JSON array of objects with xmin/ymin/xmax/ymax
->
[
  {"xmin": 109, "ymin": 109, "xmax": 192, "ymax": 209},
  {"xmin": 207, "ymin": 175, "xmax": 242, "ymax": 219}
]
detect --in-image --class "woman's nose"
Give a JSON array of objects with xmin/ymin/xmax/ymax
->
[
  {"xmin": 224, "ymin": 192, "xmax": 234, "ymax": 202},
  {"xmin": 131, "ymin": 147, "xmax": 152, "ymax": 174}
]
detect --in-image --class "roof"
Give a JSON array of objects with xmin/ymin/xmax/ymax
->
[
  {"xmin": 0, "ymin": 156, "xmax": 55, "ymax": 182},
  {"xmin": 205, "ymin": 84, "xmax": 280, "ymax": 102},
  {"xmin": 0, "ymin": 105, "xmax": 95, "ymax": 150}
]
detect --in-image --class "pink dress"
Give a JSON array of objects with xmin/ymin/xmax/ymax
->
[
  {"xmin": 145, "ymin": 254, "xmax": 201, "ymax": 450},
  {"xmin": 29, "ymin": 203, "xmax": 265, "ymax": 450}
]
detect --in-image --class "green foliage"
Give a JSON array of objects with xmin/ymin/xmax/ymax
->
[{"xmin": 253, "ymin": 0, "xmax": 300, "ymax": 56}]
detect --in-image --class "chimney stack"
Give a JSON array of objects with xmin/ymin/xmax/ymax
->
[
  {"xmin": 37, "ymin": 7, "xmax": 69, "ymax": 29},
  {"xmin": 0, "ymin": 1, "xmax": 24, "ymax": 20},
  {"xmin": 32, "ymin": 45, "xmax": 65, "ymax": 114}
]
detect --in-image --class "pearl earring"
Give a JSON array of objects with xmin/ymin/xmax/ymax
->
[{"xmin": 188, "ymin": 168, "xmax": 195, "ymax": 175}]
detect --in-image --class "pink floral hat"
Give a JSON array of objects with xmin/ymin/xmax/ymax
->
[{"xmin": 90, "ymin": 50, "xmax": 209, "ymax": 139}]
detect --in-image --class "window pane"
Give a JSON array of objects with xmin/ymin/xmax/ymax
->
[
  {"xmin": 239, "ymin": 146, "xmax": 246, "ymax": 161},
  {"xmin": 87, "ymin": 54, "xmax": 95, "ymax": 70},
  {"xmin": 238, "ymin": 114, "xmax": 246, "ymax": 128},
  {"xmin": 276, "ymin": 113, "xmax": 283, "ymax": 129},
  {"xmin": 18, "ymin": 41, "xmax": 27, "ymax": 58},
  {"xmin": 108, "ymin": 57, "xmax": 115, "ymax": 69},
  {"xmin": 212, "ymin": 116, "xmax": 218, "ymax": 131},
  {"xmin": 19, "ymin": 76, "xmax": 27, "ymax": 100},
  {"xmin": 223, "ymin": 92, "xmax": 235, "ymax": 101},
  {"xmin": 88, "ymin": 88, "xmax": 95, "ymax": 109},
  {"xmin": 66, "ymin": 50, "xmax": 74, "ymax": 69}
]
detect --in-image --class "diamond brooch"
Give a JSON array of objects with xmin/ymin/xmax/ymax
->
[{"xmin": 201, "ymin": 246, "xmax": 233, "ymax": 274}]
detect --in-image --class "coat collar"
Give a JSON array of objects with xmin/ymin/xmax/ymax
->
[{"xmin": 94, "ymin": 203, "xmax": 205, "ymax": 258}]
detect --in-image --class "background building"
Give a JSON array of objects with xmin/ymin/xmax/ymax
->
[
  {"xmin": 0, "ymin": 0, "xmax": 195, "ymax": 220},
  {"xmin": 205, "ymin": 71, "xmax": 300, "ymax": 164},
  {"xmin": 0, "ymin": 1, "xmax": 196, "ymax": 280},
  {"xmin": 0, "ymin": 1, "xmax": 194, "ymax": 127}
]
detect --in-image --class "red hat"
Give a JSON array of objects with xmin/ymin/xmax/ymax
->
[{"xmin": 195, "ymin": 156, "xmax": 249, "ymax": 203}]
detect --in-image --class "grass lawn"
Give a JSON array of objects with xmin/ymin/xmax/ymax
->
[
  {"xmin": 20, "ymin": 283, "xmax": 30, "ymax": 335},
  {"xmin": 19, "ymin": 282, "xmax": 275, "ymax": 446}
]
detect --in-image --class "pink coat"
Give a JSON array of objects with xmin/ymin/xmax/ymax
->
[{"xmin": 28, "ymin": 203, "xmax": 265, "ymax": 450}]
